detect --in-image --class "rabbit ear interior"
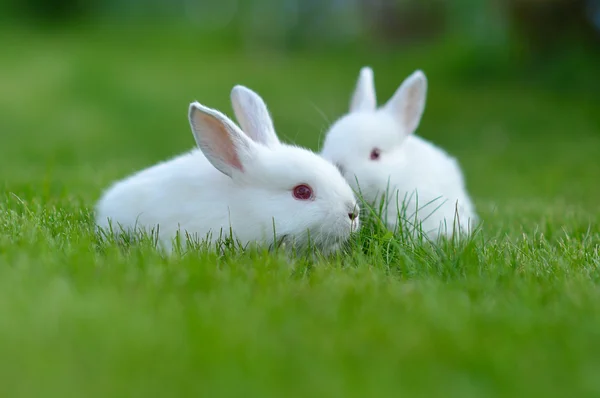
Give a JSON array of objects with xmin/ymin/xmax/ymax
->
[
  {"xmin": 231, "ymin": 85, "xmax": 280, "ymax": 148},
  {"xmin": 188, "ymin": 102, "xmax": 254, "ymax": 177},
  {"xmin": 350, "ymin": 66, "xmax": 377, "ymax": 113},
  {"xmin": 383, "ymin": 70, "xmax": 427, "ymax": 134}
]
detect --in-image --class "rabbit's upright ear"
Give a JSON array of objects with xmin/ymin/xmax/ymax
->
[
  {"xmin": 230, "ymin": 85, "xmax": 280, "ymax": 148},
  {"xmin": 189, "ymin": 102, "xmax": 256, "ymax": 177},
  {"xmin": 383, "ymin": 70, "xmax": 427, "ymax": 134},
  {"xmin": 350, "ymin": 66, "xmax": 377, "ymax": 113}
]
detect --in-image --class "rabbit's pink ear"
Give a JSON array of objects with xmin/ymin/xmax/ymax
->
[
  {"xmin": 188, "ymin": 102, "xmax": 255, "ymax": 177},
  {"xmin": 383, "ymin": 70, "xmax": 427, "ymax": 135},
  {"xmin": 350, "ymin": 66, "xmax": 377, "ymax": 112},
  {"xmin": 231, "ymin": 85, "xmax": 280, "ymax": 148}
]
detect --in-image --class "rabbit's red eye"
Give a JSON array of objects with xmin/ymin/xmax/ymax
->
[
  {"xmin": 293, "ymin": 184, "xmax": 313, "ymax": 200},
  {"xmin": 370, "ymin": 148, "xmax": 381, "ymax": 160}
]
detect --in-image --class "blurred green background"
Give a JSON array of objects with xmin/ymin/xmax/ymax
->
[{"xmin": 1, "ymin": 0, "xmax": 599, "ymax": 226}]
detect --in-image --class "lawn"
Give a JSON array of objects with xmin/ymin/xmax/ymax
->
[{"xmin": 1, "ymin": 25, "xmax": 600, "ymax": 397}]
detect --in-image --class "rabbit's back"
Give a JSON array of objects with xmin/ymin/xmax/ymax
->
[
  {"xmin": 395, "ymin": 136, "xmax": 467, "ymax": 197},
  {"xmin": 95, "ymin": 150, "xmax": 233, "ymax": 242},
  {"xmin": 389, "ymin": 135, "xmax": 476, "ymax": 234}
]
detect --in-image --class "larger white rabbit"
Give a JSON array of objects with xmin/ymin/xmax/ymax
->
[
  {"xmin": 95, "ymin": 85, "xmax": 360, "ymax": 253},
  {"xmin": 320, "ymin": 67, "xmax": 477, "ymax": 239}
]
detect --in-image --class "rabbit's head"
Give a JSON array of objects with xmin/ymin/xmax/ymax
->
[
  {"xmin": 189, "ymin": 86, "xmax": 360, "ymax": 253},
  {"xmin": 320, "ymin": 68, "xmax": 427, "ymax": 203}
]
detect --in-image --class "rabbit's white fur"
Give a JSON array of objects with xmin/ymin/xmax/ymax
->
[
  {"xmin": 320, "ymin": 67, "xmax": 476, "ymax": 239},
  {"xmin": 96, "ymin": 86, "xmax": 359, "ymax": 253}
]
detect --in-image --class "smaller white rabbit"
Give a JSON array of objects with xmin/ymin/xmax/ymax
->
[
  {"xmin": 95, "ymin": 85, "xmax": 360, "ymax": 253},
  {"xmin": 320, "ymin": 67, "xmax": 477, "ymax": 239}
]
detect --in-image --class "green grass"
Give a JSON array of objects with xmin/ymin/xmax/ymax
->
[{"xmin": 1, "ymin": 25, "xmax": 600, "ymax": 397}]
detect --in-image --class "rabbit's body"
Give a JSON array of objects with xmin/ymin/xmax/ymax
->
[
  {"xmin": 96, "ymin": 86, "xmax": 359, "ymax": 252},
  {"xmin": 97, "ymin": 150, "xmax": 234, "ymax": 244},
  {"xmin": 369, "ymin": 134, "xmax": 474, "ymax": 236},
  {"xmin": 321, "ymin": 68, "xmax": 476, "ymax": 239}
]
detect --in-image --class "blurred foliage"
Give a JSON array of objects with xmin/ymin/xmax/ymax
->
[
  {"xmin": 3, "ymin": 0, "xmax": 599, "ymax": 49},
  {"xmin": 1, "ymin": 0, "xmax": 599, "ymax": 96}
]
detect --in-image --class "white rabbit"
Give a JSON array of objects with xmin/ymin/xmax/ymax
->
[
  {"xmin": 95, "ymin": 85, "xmax": 360, "ymax": 253},
  {"xmin": 320, "ymin": 67, "xmax": 477, "ymax": 239}
]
